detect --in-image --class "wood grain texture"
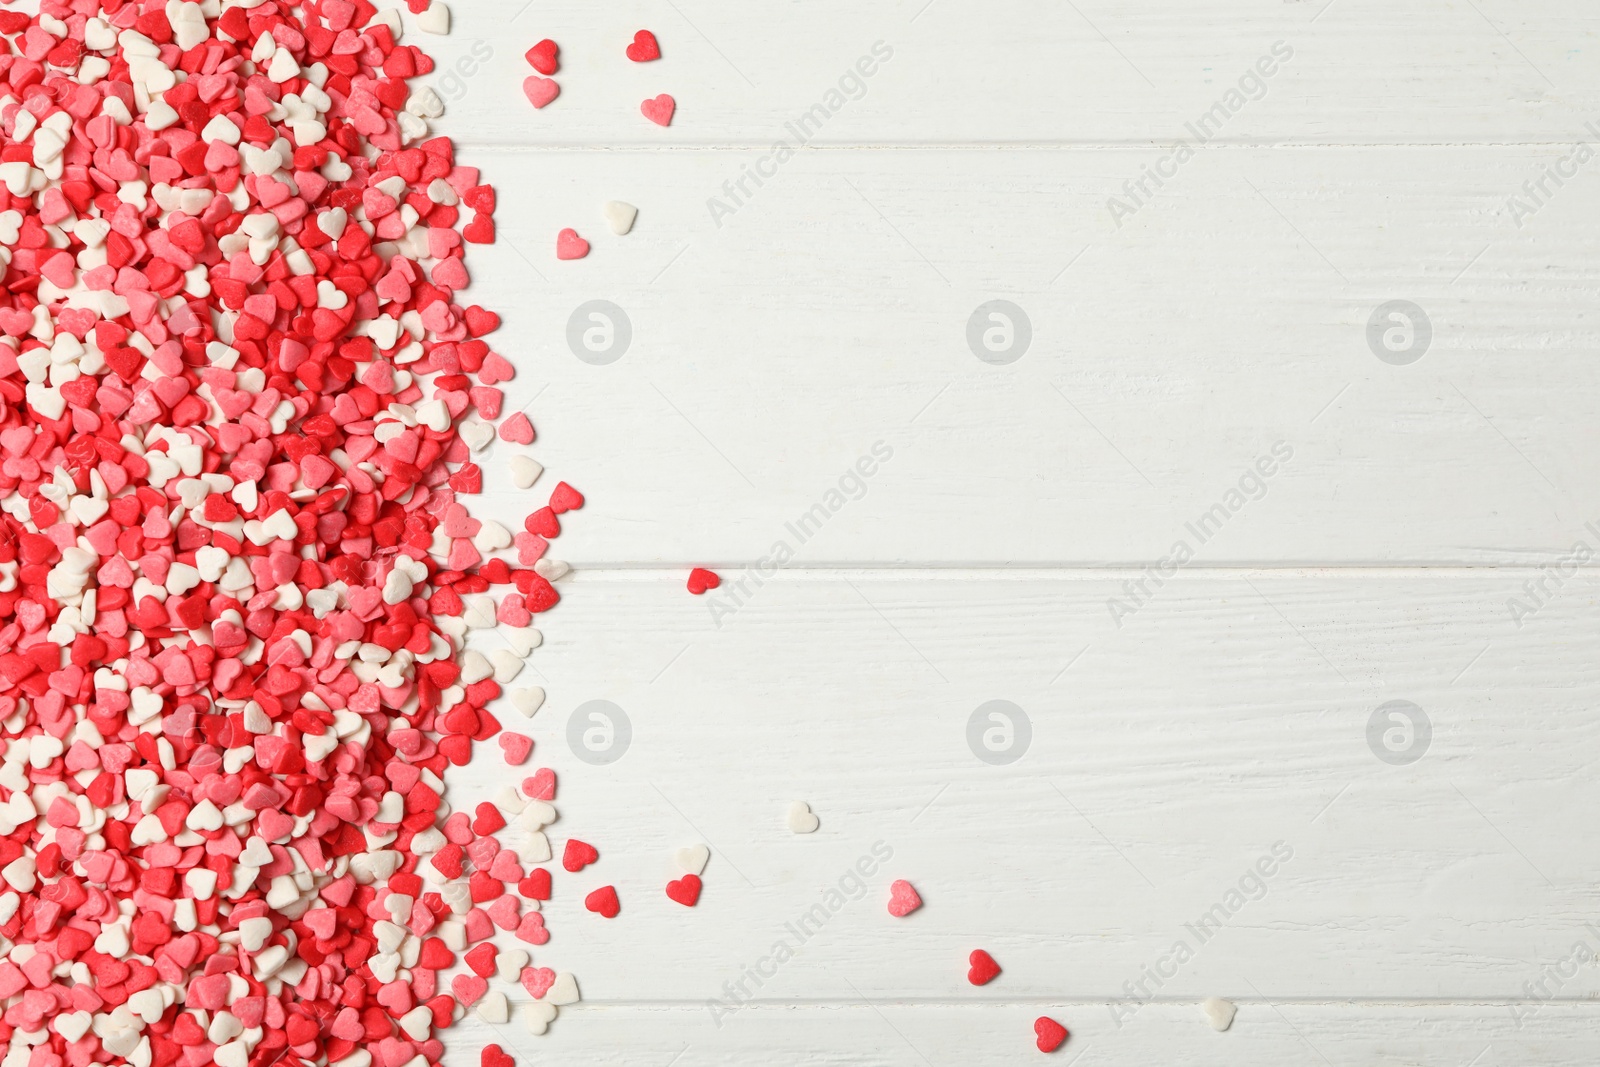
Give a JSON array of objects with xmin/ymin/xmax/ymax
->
[
  {"xmin": 424, "ymin": 0, "xmax": 1600, "ymax": 1060},
  {"xmin": 453, "ymin": 146, "xmax": 1600, "ymax": 565},
  {"xmin": 424, "ymin": 1, "xmax": 1600, "ymax": 146},
  {"xmin": 450, "ymin": 573, "xmax": 1600, "ymax": 999},
  {"xmin": 444, "ymin": 1002, "xmax": 1600, "ymax": 1066}
]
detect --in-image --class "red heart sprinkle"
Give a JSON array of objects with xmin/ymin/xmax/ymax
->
[
  {"xmin": 525, "ymin": 38, "xmax": 559, "ymax": 74},
  {"xmin": 626, "ymin": 30, "xmax": 661, "ymax": 62},
  {"xmin": 464, "ymin": 943, "xmax": 498, "ymax": 978},
  {"xmin": 967, "ymin": 949, "xmax": 1001, "ymax": 986},
  {"xmin": 665, "ymin": 873, "xmax": 702, "ymax": 907},
  {"xmin": 481, "ymin": 1044, "xmax": 514, "ymax": 1067},
  {"xmin": 525, "ymin": 507, "xmax": 561, "ymax": 538},
  {"xmin": 519, "ymin": 868, "xmax": 552, "ymax": 900},
  {"xmin": 640, "ymin": 94, "xmax": 675, "ymax": 127},
  {"xmin": 549, "ymin": 481, "xmax": 584, "ymax": 513},
  {"xmin": 686, "ymin": 567, "xmax": 720, "ymax": 595},
  {"xmin": 584, "ymin": 885, "xmax": 620, "ymax": 918},
  {"xmin": 563, "ymin": 838, "xmax": 599, "ymax": 872},
  {"xmin": 1034, "ymin": 1016, "xmax": 1069, "ymax": 1053},
  {"xmin": 471, "ymin": 802, "xmax": 506, "ymax": 835}
]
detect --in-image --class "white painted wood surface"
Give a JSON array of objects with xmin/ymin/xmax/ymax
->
[{"xmin": 427, "ymin": 0, "xmax": 1600, "ymax": 1062}]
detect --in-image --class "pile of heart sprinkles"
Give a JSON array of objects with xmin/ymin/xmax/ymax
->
[{"xmin": 0, "ymin": 0, "xmax": 608, "ymax": 1064}]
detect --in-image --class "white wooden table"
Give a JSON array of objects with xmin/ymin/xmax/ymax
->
[{"xmin": 429, "ymin": 2, "xmax": 1600, "ymax": 1062}]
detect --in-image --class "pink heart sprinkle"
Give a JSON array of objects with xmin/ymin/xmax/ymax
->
[
  {"xmin": 521, "ymin": 768, "xmax": 556, "ymax": 800},
  {"xmin": 641, "ymin": 94, "xmax": 675, "ymax": 127},
  {"xmin": 521, "ymin": 966, "xmax": 555, "ymax": 999},
  {"xmin": 887, "ymin": 879, "xmax": 922, "ymax": 917},
  {"xmin": 451, "ymin": 974, "xmax": 487, "ymax": 1007},
  {"xmin": 499, "ymin": 732, "xmax": 533, "ymax": 765},
  {"xmin": 522, "ymin": 76, "xmax": 560, "ymax": 109},
  {"xmin": 555, "ymin": 228, "xmax": 589, "ymax": 260},
  {"xmin": 499, "ymin": 412, "xmax": 535, "ymax": 444}
]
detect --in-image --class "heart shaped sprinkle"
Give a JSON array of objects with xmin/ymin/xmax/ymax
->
[
  {"xmin": 547, "ymin": 972, "xmax": 581, "ymax": 1006},
  {"xmin": 464, "ymin": 943, "xmax": 498, "ymax": 978},
  {"xmin": 675, "ymin": 843, "xmax": 710, "ymax": 875},
  {"xmin": 787, "ymin": 800, "xmax": 819, "ymax": 834},
  {"xmin": 523, "ymin": 768, "xmax": 557, "ymax": 800},
  {"xmin": 1201, "ymin": 996, "xmax": 1236, "ymax": 1031},
  {"xmin": 550, "ymin": 481, "xmax": 585, "ymax": 513},
  {"xmin": 563, "ymin": 838, "xmax": 599, "ymax": 872},
  {"xmin": 522, "ymin": 76, "xmax": 560, "ymax": 109},
  {"xmin": 521, "ymin": 966, "xmax": 556, "ymax": 999},
  {"xmin": 556, "ymin": 228, "xmax": 590, "ymax": 260},
  {"xmin": 687, "ymin": 567, "xmax": 720, "ymax": 595},
  {"xmin": 604, "ymin": 200, "xmax": 638, "ymax": 235},
  {"xmin": 887, "ymin": 879, "xmax": 921, "ymax": 917},
  {"xmin": 481, "ymin": 1043, "xmax": 514, "ymax": 1067},
  {"xmin": 516, "ymin": 912, "xmax": 551, "ymax": 945},
  {"xmin": 512, "ymin": 686, "xmax": 546, "ymax": 717},
  {"xmin": 640, "ymin": 94, "xmax": 675, "ymax": 127},
  {"xmin": 525, "ymin": 38, "xmax": 559, "ymax": 74},
  {"xmin": 665, "ymin": 873, "xmax": 702, "ymax": 907},
  {"xmin": 499, "ymin": 732, "xmax": 533, "ymax": 765},
  {"xmin": 452, "ymin": 974, "xmax": 488, "ymax": 1007},
  {"xmin": 626, "ymin": 29, "xmax": 660, "ymax": 61},
  {"xmin": 967, "ymin": 949, "xmax": 1001, "ymax": 986},
  {"xmin": 519, "ymin": 868, "xmax": 553, "ymax": 901},
  {"xmin": 525, "ymin": 1000, "xmax": 558, "ymax": 1035},
  {"xmin": 510, "ymin": 456, "xmax": 544, "ymax": 490},
  {"xmin": 500, "ymin": 412, "xmax": 535, "ymax": 444},
  {"xmin": 584, "ymin": 885, "xmax": 620, "ymax": 918},
  {"xmin": 1034, "ymin": 1016, "xmax": 1069, "ymax": 1053}
]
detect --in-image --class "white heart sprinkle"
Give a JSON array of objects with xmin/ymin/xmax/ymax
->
[
  {"xmin": 503, "ymin": 627, "xmax": 542, "ymax": 656},
  {"xmin": 459, "ymin": 419, "xmax": 494, "ymax": 452},
  {"xmin": 786, "ymin": 801, "xmax": 819, "ymax": 834},
  {"xmin": 55, "ymin": 1012, "xmax": 91, "ymax": 1043},
  {"xmin": 674, "ymin": 843, "xmax": 709, "ymax": 875},
  {"xmin": 415, "ymin": 1, "xmax": 450, "ymax": 34},
  {"xmin": 476, "ymin": 991, "xmax": 509, "ymax": 1024},
  {"xmin": 509, "ymin": 455, "xmax": 543, "ymax": 489},
  {"xmin": 546, "ymin": 972, "xmax": 580, "ymax": 1006},
  {"xmin": 1201, "ymin": 997, "xmax": 1236, "ymax": 1032},
  {"xmin": 496, "ymin": 948, "xmax": 529, "ymax": 983},
  {"xmin": 524, "ymin": 1000, "xmax": 557, "ymax": 1036},
  {"xmin": 603, "ymin": 200, "xmax": 637, "ymax": 235},
  {"xmin": 534, "ymin": 558, "xmax": 569, "ymax": 582},
  {"xmin": 511, "ymin": 687, "xmax": 545, "ymax": 717}
]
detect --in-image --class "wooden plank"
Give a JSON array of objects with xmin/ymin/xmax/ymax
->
[
  {"xmin": 447, "ymin": 572, "xmax": 1600, "ymax": 1001},
  {"xmin": 422, "ymin": 0, "xmax": 1600, "ymax": 146},
  {"xmin": 447, "ymin": 146, "xmax": 1600, "ymax": 565},
  {"xmin": 443, "ymin": 1001, "xmax": 1600, "ymax": 1065}
]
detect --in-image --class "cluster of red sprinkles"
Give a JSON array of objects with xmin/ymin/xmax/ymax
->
[{"xmin": 0, "ymin": 0, "xmax": 588, "ymax": 1064}]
